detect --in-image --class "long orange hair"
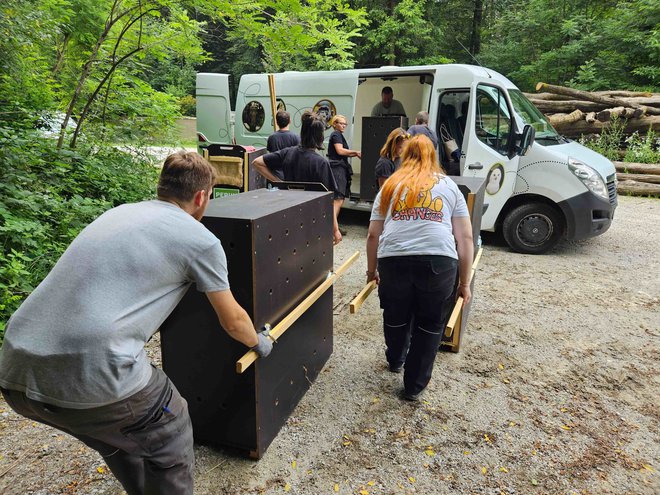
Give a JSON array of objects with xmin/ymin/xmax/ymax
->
[
  {"xmin": 378, "ymin": 135, "xmax": 443, "ymax": 215},
  {"xmin": 379, "ymin": 127, "xmax": 409, "ymax": 159}
]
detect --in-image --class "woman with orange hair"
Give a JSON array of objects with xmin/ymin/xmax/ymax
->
[
  {"xmin": 375, "ymin": 127, "xmax": 409, "ymax": 188},
  {"xmin": 366, "ymin": 135, "xmax": 474, "ymax": 401}
]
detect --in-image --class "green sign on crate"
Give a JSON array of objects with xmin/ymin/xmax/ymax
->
[{"xmin": 213, "ymin": 187, "xmax": 240, "ymax": 199}]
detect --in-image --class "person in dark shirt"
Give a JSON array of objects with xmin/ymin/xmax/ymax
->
[
  {"xmin": 375, "ymin": 127, "xmax": 410, "ymax": 188},
  {"xmin": 266, "ymin": 110, "xmax": 300, "ymax": 152},
  {"xmin": 408, "ymin": 111, "xmax": 439, "ymax": 150},
  {"xmin": 327, "ymin": 114, "xmax": 361, "ymax": 235},
  {"xmin": 253, "ymin": 111, "xmax": 343, "ymax": 244}
]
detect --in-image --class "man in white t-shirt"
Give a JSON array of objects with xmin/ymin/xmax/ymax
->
[{"xmin": 0, "ymin": 152, "xmax": 272, "ymax": 494}]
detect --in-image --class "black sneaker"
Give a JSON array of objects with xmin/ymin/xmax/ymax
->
[
  {"xmin": 400, "ymin": 389, "xmax": 423, "ymax": 402},
  {"xmin": 388, "ymin": 365, "xmax": 403, "ymax": 373}
]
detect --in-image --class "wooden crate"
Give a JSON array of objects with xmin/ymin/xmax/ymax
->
[
  {"xmin": 202, "ymin": 144, "xmax": 267, "ymax": 195},
  {"xmin": 161, "ymin": 189, "xmax": 334, "ymax": 458}
]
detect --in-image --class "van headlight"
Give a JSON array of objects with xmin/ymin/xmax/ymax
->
[{"xmin": 568, "ymin": 158, "xmax": 608, "ymax": 200}]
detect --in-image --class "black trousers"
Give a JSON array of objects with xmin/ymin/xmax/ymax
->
[{"xmin": 378, "ymin": 255, "xmax": 457, "ymax": 395}]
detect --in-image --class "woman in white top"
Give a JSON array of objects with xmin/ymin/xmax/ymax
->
[{"xmin": 366, "ymin": 135, "xmax": 474, "ymax": 401}]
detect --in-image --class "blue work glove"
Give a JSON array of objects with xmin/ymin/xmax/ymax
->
[{"xmin": 251, "ymin": 327, "xmax": 273, "ymax": 358}]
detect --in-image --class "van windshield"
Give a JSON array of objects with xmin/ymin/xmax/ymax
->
[{"xmin": 508, "ymin": 90, "xmax": 562, "ymax": 142}]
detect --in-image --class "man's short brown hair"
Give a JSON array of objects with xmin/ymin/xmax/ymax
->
[{"xmin": 157, "ymin": 152, "xmax": 216, "ymax": 202}]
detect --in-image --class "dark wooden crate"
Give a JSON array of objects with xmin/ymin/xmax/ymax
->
[
  {"xmin": 440, "ymin": 176, "xmax": 486, "ymax": 352},
  {"xmin": 360, "ymin": 116, "xmax": 408, "ymax": 202},
  {"xmin": 161, "ymin": 189, "xmax": 334, "ymax": 458}
]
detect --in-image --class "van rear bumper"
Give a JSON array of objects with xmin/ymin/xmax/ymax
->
[{"xmin": 557, "ymin": 191, "xmax": 616, "ymax": 241}]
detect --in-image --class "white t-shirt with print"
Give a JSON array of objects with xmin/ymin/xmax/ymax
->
[{"xmin": 370, "ymin": 175, "xmax": 469, "ymax": 259}]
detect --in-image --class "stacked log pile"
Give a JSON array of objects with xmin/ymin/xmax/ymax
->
[
  {"xmin": 524, "ymin": 83, "xmax": 660, "ymax": 139},
  {"xmin": 613, "ymin": 161, "xmax": 660, "ymax": 197}
]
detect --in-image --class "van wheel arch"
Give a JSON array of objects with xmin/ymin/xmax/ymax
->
[{"xmin": 497, "ymin": 196, "xmax": 565, "ymax": 254}]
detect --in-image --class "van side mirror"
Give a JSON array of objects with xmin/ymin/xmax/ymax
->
[{"xmin": 518, "ymin": 124, "xmax": 535, "ymax": 156}]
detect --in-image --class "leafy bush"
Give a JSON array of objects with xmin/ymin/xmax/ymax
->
[
  {"xmin": 178, "ymin": 95, "xmax": 197, "ymax": 117},
  {"xmin": 0, "ymin": 128, "xmax": 159, "ymax": 341},
  {"xmin": 579, "ymin": 115, "xmax": 625, "ymax": 160},
  {"xmin": 624, "ymin": 130, "xmax": 660, "ymax": 164}
]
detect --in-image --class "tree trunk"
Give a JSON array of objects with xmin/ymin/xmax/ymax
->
[
  {"xmin": 529, "ymin": 99, "xmax": 605, "ymax": 113},
  {"xmin": 57, "ymin": 0, "xmax": 129, "ymax": 149},
  {"xmin": 552, "ymin": 115, "xmax": 660, "ymax": 138},
  {"xmin": 535, "ymin": 82, "xmax": 660, "ymax": 116},
  {"xmin": 613, "ymin": 161, "xmax": 660, "ymax": 174},
  {"xmin": 526, "ymin": 93, "xmax": 660, "ymax": 107},
  {"xmin": 469, "ymin": 0, "xmax": 483, "ymax": 55},
  {"xmin": 52, "ymin": 32, "xmax": 71, "ymax": 76},
  {"xmin": 585, "ymin": 112, "xmax": 597, "ymax": 123},
  {"xmin": 617, "ymin": 180, "xmax": 660, "ymax": 197},
  {"xmin": 617, "ymin": 173, "xmax": 660, "ymax": 184},
  {"xmin": 70, "ymin": 7, "xmax": 152, "ymax": 148},
  {"xmin": 547, "ymin": 109, "xmax": 583, "ymax": 125},
  {"xmin": 595, "ymin": 90, "xmax": 653, "ymax": 98}
]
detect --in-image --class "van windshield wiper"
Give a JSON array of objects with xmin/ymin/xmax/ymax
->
[{"xmin": 537, "ymin": 134, "xmax": 566, "ymax": 143}]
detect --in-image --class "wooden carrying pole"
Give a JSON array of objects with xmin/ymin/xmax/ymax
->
[
  {"xmin": 236, "ymin": 251, "xmax": 361, "ymax": 373},
  {"xmin": 349, "ymin": 280, "xmax": 377, "ymax": 314},
  {"xmin": 268, "ymin": 74, "xmax": 278, "ymax": 132},
  {"xmin": 444, "ymin": 247, "xmax": 483, "ymax": 338}
]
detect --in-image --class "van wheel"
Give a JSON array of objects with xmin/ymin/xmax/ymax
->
[{"xmin": 502, "ymin": 203, "xmax": 563, "ymax": 254}]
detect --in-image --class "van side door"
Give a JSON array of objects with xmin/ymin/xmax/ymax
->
[
  {"xmin": 196, "ymin": 73, "xmax": 232, "ymax": 147},
  {"xmin": 462, "ymin": 82, "xmax": 519, "ymax": 231}
]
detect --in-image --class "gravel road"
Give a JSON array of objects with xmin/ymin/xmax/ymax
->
[{"xmin": 1, "ymin": 195, "xmax": 658, "ymax": 495}]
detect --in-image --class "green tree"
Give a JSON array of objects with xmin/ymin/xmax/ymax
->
[
  {"xmin": 198, "ymin": 0, "xmax": 368, "ymax": 72},
  {"xmin": 478, "ymin": 0, "xmax": 660, "ymax": 91}
]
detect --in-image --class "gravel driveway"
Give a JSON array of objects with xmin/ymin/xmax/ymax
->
[{"xmin": 1, "ymin": 195, "xmax": 658, "ymax": 495}]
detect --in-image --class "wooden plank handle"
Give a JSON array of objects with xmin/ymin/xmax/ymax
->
[
  {"xmin": 268, "ymin": 74, "xmax": 278, "ymax": 132},
  {"xmin": 444, "ymin": 247, "xmax": 483, "ymax": 338},
  {"xmin": 236, "ymin": 251, "xmax": 360, "ymax": 373},
  {"xmin": 444, "ymin": 296, "xmax": 464, "ymax": 337},
  {"xmin": 349, "ymin": 280, "xmax": 377, "ymax": 314}
]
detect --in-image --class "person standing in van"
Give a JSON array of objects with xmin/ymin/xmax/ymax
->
[
  {"xmin": 408, "ymin": 111, "xmax": 439, "ymax": 150},
  {"xmin": 267, "ymin": 110, "xmax": 300, "ymax": 152},
  {"xmin": 375, "ymin": 127, "xmax": 409, "ymax": 188},
  {"xmin": 371, "ymin": 86, "xmax": 407, "ymax": 117},
  {"xmin": 328, "ymin": 115, "xmax": 361, "ymax": 234},
  {"xmin": 253, "ymin": 111, "xmax": 343, "ymax": 244},
  {"xmin": 366, "ymin": 135, "xmax": 473, "ymax": 401}
]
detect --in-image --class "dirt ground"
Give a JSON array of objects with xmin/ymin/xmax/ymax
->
[{"xmin": 1, "ymin": 195, "xmax": 658, "ymax": 495}]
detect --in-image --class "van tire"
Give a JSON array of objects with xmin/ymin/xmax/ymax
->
[{"xmin": 502, "ymin": 203, "xmax": 563, "ymax": 254}]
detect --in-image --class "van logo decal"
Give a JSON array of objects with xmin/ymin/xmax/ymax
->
[
  {"xmin": 242, "ymin": 101, "xmax": 265, "ymax": 132},
  {"xmin": 313, "ymin": 99, "xmax": 336, "ymax": 129},
  {"xmin": 486, "ymin": 163, "xmax": 505, "ymax": 195}
]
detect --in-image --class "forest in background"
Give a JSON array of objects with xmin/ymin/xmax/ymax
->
[{"xmin": 0, "ymin": 0, "xmax": 659, "ymax": 338}]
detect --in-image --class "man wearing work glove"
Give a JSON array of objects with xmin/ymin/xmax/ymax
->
[
  {"xmin": 251, "ymin": 327, "xmax": 274, "ymax": 357},
  {"xmin": 0, "ymin": 152, "xmax": 271, "ymax": 495}
]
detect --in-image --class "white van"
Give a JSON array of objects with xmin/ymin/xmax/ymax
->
[{"xmin": 196, "ymin": 64, "xmax": 617, "ymax": 254}]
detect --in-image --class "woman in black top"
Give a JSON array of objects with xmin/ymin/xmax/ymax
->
[
  {"xmin": 375, "ymin": 127, "xmax": 409, "ymax": 188},
  {"xmin": 253, "ymin": 111, "xmax": 343, "ymax": 244},
  {"xmin": 327, "ymin": 115, "xmax": 361, "ymax": 233}
]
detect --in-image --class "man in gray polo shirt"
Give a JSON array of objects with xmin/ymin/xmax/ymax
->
[
  {"xmin": 371, "ymin": 86, "xmax": 407, "ymax": 117},
  {"xmin": 0, "ymin": 152, "xmax": 272, "ymax": 495}
]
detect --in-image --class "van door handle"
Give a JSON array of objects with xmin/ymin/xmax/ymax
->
[{"xmin": 468, "ymin": 162, "xmax": 483, "ymax": 170}]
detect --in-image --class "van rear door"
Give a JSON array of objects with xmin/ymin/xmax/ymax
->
[
  {"xmin": 196, "ymin": 73, "xmax": 232, "ymax": 147},
  {"xmin": 234, "ymin": 71, "xmax": 359, "ymax": 148},
  {"xmin": 462, "ymin": 82, "xmax": 520, "ymax": 231}
]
